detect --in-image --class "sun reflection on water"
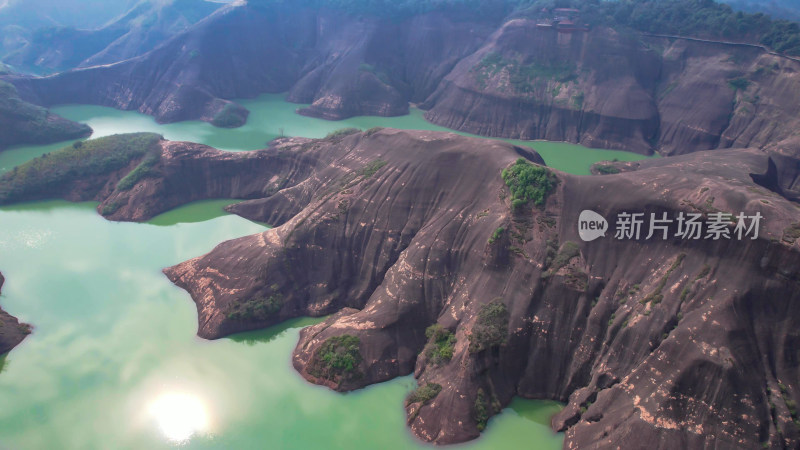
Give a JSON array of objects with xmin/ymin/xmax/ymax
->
[{"xmin": 147, "ymin": 391, "xmax": 211, "ymax": 443}]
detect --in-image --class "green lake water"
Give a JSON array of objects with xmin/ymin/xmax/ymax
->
[
  {"xmin": 0, "ymin": 93, "xmax": 653, "ymax": 176},
  {"xmin": 0, "ymin": 200, "xmax": 563, "ymax": 449},
  {"xmin": 0, "ymin": 94, "xmax": 648, "ymax": 449}
]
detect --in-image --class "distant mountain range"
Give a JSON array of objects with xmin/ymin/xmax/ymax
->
[
  {"xmin": 0, "ymin": 0, "xmax": 138, "ymax": 30},
  {"xmin": 0, "ymin": 0, "xmax": 224, "ymax": 73}
]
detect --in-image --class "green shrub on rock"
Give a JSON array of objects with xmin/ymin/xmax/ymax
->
[
  {"xmin": 468, "ymin": 299, "xmax": 509, "ymax": 353},
  {"xmin": 211, "ymin": 103, "xmax": 248, "ymax": 128},
  {"xmin": 474, "ymin": 388, "xmax": 489, "ymax": 431},
  {"xmin": 501, "ymin": 158, "xmax": 556, "ymax": 209},
  {"xmin": 226, "ymin": 293, "xmax": 284, "ymax": 321},
  {"xmin": 308, "ymin": 335, "xmax": 363, "ymax": 382},
  {"xmin": 424, "ymin": 324, "xmax": 456, "ymax": 365},
  {"xmin": 407, "ymin": 382, "xmax": 442, "ymax": 404}
]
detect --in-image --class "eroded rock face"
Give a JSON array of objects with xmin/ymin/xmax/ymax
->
[
  {"xmin": 2, "ymin": 128, "xmax": 799, "ymax": 446},
  {"xmin": 1, "ymin": 127, "xmax": 798, "ymax": 445},
  {"xmin": 423, "ymin": 20, "xmax": 800, "ymax": 158},
  {"xmin": 8, "ymin": 3, "xmax": 800, "ymax": 163},
  {"xmin": 422, "ymin": 22, "xmax": 662, "ymax": 154},
  {"xmin": 5, "ymin": 5, "xmax": 302, "ymax": 125},
  {"xmin": 0, "ymin": 272, "xmax": 30, "ymax": 355},
  {"xmin": 148, "ymin": 129, "xmax": 800, "ymax": 448}
]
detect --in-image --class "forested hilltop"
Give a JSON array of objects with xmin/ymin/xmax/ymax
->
[
  {"xmin": 250, "ymin": 0, "xmax": 800, "ymax": 56},
  {"xmin": 727, "ymin": 0, "xmax": 800, "ymax": 23}
]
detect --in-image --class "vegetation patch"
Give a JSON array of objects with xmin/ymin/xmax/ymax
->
[
  {"xmin": 695, "ymin": 265, "xmax": 711, "ymax": 281},
  {"xmin": 252, "ymin": 0, "xmax": 800, "ymax": 56},
  {"xmin": 782, "ymin": 223, "xmax": 800, "ymax": 244},
  {"xmin": 0, "ymin": 133, "xmax": 163, "ymax": 204},
  {"xmin": 488, "ymin": 227, "xmax": 505, "ymax": 245},
  {"xmin": 641, "ymin": 253, "xmax": 686, "ymax": 305},
  {"xmin": 365, "ymin": 127, "xmax": 384, "ymax": 136},
  {"xmin": 565, "ymin": 270, "xmax": 589, "ymax": 291},
  {"xmin": 211, "ymin": 103, "xmax": 248, "ymax": 128},
  {"xmin": 101, "ymin": 200, "xmax": 125, "ymax": 217},
  {"xmin": 474, "ymin": 388, "xmax": 490, "ymax": 431},
  {"xmin": 594, "ymin": 164, "xmax": 620, "ymax": 175},
  {"xmin": 407, "ymin": 382, "xmax": 442, "ymax": 404},
  {"xmin": 473, "ymin": 388, "xmax": 501, "ymax": 431},
  {"xmin": 358, "ymin": 63, "xmax": 391, "ymax": 85},
  {"xmin": 116, "ymin": 149, "xmax": 161, "ymax": 191},
  {"xmin": 572, "ymin": 92, "xmax": 585, "ymax": 109},
  {"xmin": 333, "ymin": 159, "xmax": 388, "ymax": 193},
  {"xmin": 423, "ymin": 324, "xmax": 456, "ymax": 365},
  {"xmin": 358, "ymin": 159, "xmax": 387, "ymax": 178},
  {"xmin": 0, "ymin": 80, "xmax": 91, "ymax": 148},
  {"xmin": 325, "ymin": 128, "xmax": 361, "ymax": 140},
  {"xmin": 226, "ymin": 293, "xmax": 284, "ymax": 321},
  {"xmin": 727, "ymin": 76, "xmax": 751, "ymax": 91},
  {"xmin": 469, "ymin": 299, "xmax": 510, "ymax": 353},
  {"xmin": 308, "ymin": 335, "xmax": 363, "ymax": 382},
  {"xmin": 501, "ymin": 158, "xmax": 557, "ymax": 210},
  {"xmin": 537, "ymin": 215, "xmax": 557, "ymax": 230},
  {"xmin": 547, "ymin": 241, "xmax": 581, "ymax": 274},
  {"xmin": 473, "ymin": 52, "xmax": 578, "ymax": 93},
  {"xmin": 681, "ymin": 264, "xmax": 711, "ymax": 301}
]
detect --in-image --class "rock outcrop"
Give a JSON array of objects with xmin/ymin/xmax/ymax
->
[
  {"xmin": 2, "ymin": 128, "xmax": 800, "ymax": 447},
  {"xmin": 120, "ymin": 129, "xmax": 796, "ymax": 449},
  {"xmin": 7, "ymin": 3, "xmax": 800, "ymax": 162},
  {"xmin": 0, "ymin": 132, "xmax": 320, "ymax": 221},
  {"xmin": 423, "ymin": 20, "xmax": 800, "ymax": 158},
  {"xmin": 0, "ymin": 272, "xmax": 31, "ymax": 355},
  {"xmin": 5, "ymin": 5, "xmax": 496, "ymax": 125}
]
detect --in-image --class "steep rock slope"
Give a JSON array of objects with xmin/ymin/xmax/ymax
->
[
  {"xmin": 286, "ymin": 11, "xmax": 494, "ymax": 120},
  {"xmin": 422, "ymin": 21, "xmax": 661, "ymax": 153},
  {"xmin": 2, "ymin": 128, "xmax": 799, "ymax": 447},
  {"xmin": 423, "ymin": 19, "xmax": 800, "ymax": 157},
  {"xmin": 6, "ymin": 5, "xmax": 495, "ymax": 124},
  {"xmin": 4, "ymin": 4, "xmax": 301, "ymax": 125},
  {"xmin": 7, "ymin": 3, "xmax": 800, "ymax": 161},
  {"xmin": 155, "ymin": 130, "xmax": 798, "ymax": 449}
]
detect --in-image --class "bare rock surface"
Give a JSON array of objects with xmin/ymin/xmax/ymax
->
[
  {"xmin": 2, "ymin": 126, "xmax": 799, "ymax": 448},
  {"xmin": 0, "ymin": 272, "xmax": 30, "ymax": 355}
]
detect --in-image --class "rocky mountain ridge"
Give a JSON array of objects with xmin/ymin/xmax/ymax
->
[
  {"xmin": 1, "ymin": 129, "xmax": 799, "ymax": 448},
  {"xmin": 5, "ymin": 3, "xmax": 800, "ymax": 160}
]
